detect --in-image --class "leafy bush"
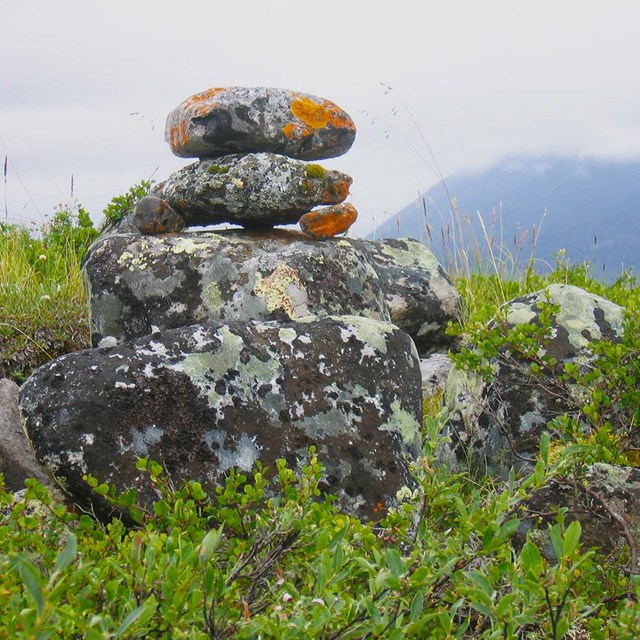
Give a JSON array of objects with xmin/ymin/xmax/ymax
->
[{"xmin": 1, "ymin": 421, "xmax": 639, "ymax": 638}]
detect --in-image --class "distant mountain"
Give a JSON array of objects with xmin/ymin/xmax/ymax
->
[{"xmin": 370, "ymin": 156, "xmax": 640, "ymax": 279}]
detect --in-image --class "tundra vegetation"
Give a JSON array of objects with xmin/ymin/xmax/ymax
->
[{"xmin": 1, "ymin": 185, "xmax": 639, "ymax": 638}]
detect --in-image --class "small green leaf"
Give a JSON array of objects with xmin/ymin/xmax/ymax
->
[
  {"xmin": 199, "ymin": 525, "xmax": 224, "ymax": 565},
  {"xmin": 16, "ymin": 558, "xmax": 46, "ymax": 616},
  {"xmin": 114, "ymin": 602, "xmax": 151, "ymax": 638},
  {"xmin": 563, "ymin": 520, "xmax": 582, "ymax": 558},
  {"xmin": 410, "ymin": 591, "xmax": 424, "ymax": 622},
  {"xmin": 385, "ymin": 548, "xmax": 406, "ymax": 577},
  {"xmin": 51, "ymin": 532, "xmax": 77, "ymax": 579}
]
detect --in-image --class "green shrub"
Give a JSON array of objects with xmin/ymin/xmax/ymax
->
[{"xmin": 1, "ymin": 422, "xmax": 639, "ymax": 638}]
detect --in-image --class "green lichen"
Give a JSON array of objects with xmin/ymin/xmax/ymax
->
[
  {"xmin": 380, "ymin": 398, "xmax": 422, "ymax": 450},
  {"xmin": 206, "ymin": 165, "xmax": 230, "ymax": 175},
  {"xmin": 306, "ymin": 163, "xmax": 327, "ymax": 179},
  {"xmin": 203, "ymin": 282, "xmax": 223, "ymax": 313}
]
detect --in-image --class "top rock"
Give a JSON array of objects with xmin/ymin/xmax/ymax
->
[{"xmin": 165, "ymin": 87, "xmax": 356, "ymax": 160}]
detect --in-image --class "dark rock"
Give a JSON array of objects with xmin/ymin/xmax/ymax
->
[
  {"xmin": 166, "ymin": 87, "xmax": 356, "ymax": 160},
  {"xmin": 516, "ymin": 463, "xmax": 640, "ymax": 561},
  {"xmin": 0, "ymin": 379, "xmax": 52, "ymax": 491},
  {"xmin": 82, "ymin": 230, "xmax": 459, "ymax": 355},
  {"xmin": 157, "ymin": 153, "xmax": 351, "ymax": 228},
  {"xmin": 443, "ymin": 284, "xmax": 625, "ymax": 476},
  {"xmin": 299, "ymin": 203, "xmax": 358, "ymax": 239},
  {"xmin": 360, "ymin": 238, "xmax": 461, "ymax": 355},
  {"xmin": 131, "ymin": 196, "xmax": 185, "ymax": 235},
  {"xmin": 19, "ymin": 316, "xmax": 423, "ymax": 522}
]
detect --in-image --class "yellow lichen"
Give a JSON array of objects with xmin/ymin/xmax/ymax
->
[
  {"xmin": 253, "ymin": 264, "xmax": 306, "ymax": 319},
  {"xmin": 306, "ymin": 163, "xmax": 327, "ymax": 179}
]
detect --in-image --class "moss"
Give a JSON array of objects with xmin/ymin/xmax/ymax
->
[
  {"xmin": 206, "ymin": 165, "xmax": 230, "ymax": 175},
  {"xmin": 306, "ymin": 164, "xmax": 327, "ymax": 179}
]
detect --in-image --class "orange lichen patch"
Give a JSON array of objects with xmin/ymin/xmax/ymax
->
[
  {"xmin": 299, "ymin": 203, "xmax": 358, "ymax": 240},
  {"xmin": 180, "ymin": 87, "xmax": 227, "ymax": 117},
  {"xmin": 290, "ymin": 93, "xmax": 356, "ymax": 132},
  {"xmin": 168, "ymin": 119, "xmax": 190, "ymax": 152},
  {"xmin": 282, "ymin": 122, "xmax": 313, "ymax": 140},
  {"xmin": 290, "ymin": 97, "xmax": 331, "ymax": 129}
]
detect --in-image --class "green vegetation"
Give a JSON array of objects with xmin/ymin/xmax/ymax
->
[
  {"xmin": 2, "ymin": 186, "xmax": 640, "ymax": 636},
  {"xmin": 306, "ymin": 163, "xmax": 327, "ymax": 180},
  {"xmin": 206, "ymin": 164, "xmax": 230, "ymax": 175},
  {"xmin": 1, "ymin": 181, "xmax": 151, "ymax": 382}
]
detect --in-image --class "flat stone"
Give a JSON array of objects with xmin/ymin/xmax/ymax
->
[
  {"xmin": 19, "ymin": 316, "xmax": 423, "ymax": 522},
  {"xmin": 156, "ymin": 153, "xmax": 352, "ymax": 228},
  {"xmin": 299, "ymin": 203, "xmax": 358, "ymax": 239},
  {"xmin": 166, "ymin": 87, "xmax": 356, "ymax": 160}
]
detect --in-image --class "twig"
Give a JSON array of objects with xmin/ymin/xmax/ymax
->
[{"xmin": 584, "ymin": 485, "xmax": 639, "ymax": 580}]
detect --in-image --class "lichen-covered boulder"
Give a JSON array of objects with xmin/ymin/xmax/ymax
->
[
  {"xmin": 355, "ymin": 238, "xmax": 460, "ymax": 355},
  {"xmin": 83, "ymin": 230, "xmax": 389, "ymax": 347},
  {"xmin": 166, "ymin": 87, "xmax": 356, "ymax": 160},
  {"xmin": 156, "ymin": 153, "xmax": 352, "ymax": 228},
  {"xmin": 443, "ymin": 284, "xmax": 625, "ymax": 476},
  {"xmin": 19, "ymin": 316, "xmax": 422, "ymax": 522},
  {"xmin": 83, "ymin": 231, "xmax": 459, "ymax": 354},
  {"xmin": 299, "ymin": 203, "xmax": 358, "ymax": 239}
]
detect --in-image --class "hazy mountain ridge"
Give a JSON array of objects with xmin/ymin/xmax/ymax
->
[{"xmin": 370, "ymin": 156, "xmax": 640, "ymax": 278}]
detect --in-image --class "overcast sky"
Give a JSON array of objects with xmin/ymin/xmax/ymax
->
[{"xmin": 2, "ymin": 0, "xmax": 640, "ymax": 237}]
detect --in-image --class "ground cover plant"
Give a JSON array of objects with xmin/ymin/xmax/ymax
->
[{"xmin": 2, "ymin": 185, "xmax": 640, "ymax": 637}]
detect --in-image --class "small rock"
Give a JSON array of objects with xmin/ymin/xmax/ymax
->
[
  {"xmin": 131, "ymin": 196, "xmax": 185, "ymax": 235},
  {"xmin": 0, "ymin": 378, "xmax": 53, "ymax": 491},
  {"xmin": 299, "ymin": 203, "xmax": 358, "ymax": 239},
  {"xmin": 166, "ymin": 87, "xmax": 356, "ymax": 160},
  {"xmin": 158, "ymin": 153, "xmax": 352, "ymax": 228}
]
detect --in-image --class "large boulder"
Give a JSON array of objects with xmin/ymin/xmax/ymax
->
[
  {"xmin": 166, "ymin": 87, "xmax": 356, "ymax": 160},
  {"xmin": 18, "ymin": 316, "xmax": 423, "ymax": 522},
  {"xmin": 443, "ymin": 284, "xmax": 625, "ymax": 476},
  {"xmin": 83, "ymin": 230, "xmax": 460, "ymax": 355}
]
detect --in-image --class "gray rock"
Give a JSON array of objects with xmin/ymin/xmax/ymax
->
[
  {"xmin": 443, "ymin": 284, "xmax": 625, "ymax": 476},
  {"xmin": 19, "ymin": 316, "xmax": 423, "ymax": 522},
  {"xmin": 0, "ymin": 379, "xmax": 51, "ymax": 491},
  {"xmin": 131, "ymin": 195, "xmax": 185, "ymax": 235},
  {"xmin": 166, "ymin": 86, "xmax": 356, "ymax": 160},
  {"xmin": 157, "ymin": 153, "xmax": 352, "ymax": 228},
  {"xmin": 361, "ymin": 238, "xmax": 460, "ymax": 355},
  {"xmin": 82, "ymin": 230, "xmax": 459, "ymax": 355},
  {"xmin": 420, "ymin": 353, "xmax": 452, "ymax": 395}
]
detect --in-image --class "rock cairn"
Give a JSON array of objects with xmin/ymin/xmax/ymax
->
[
  {"xmin": 19, "ymin": 87, "xmax": 461, "ymax": 524},
  {"xmin": 133, "ymin": 87, "xmax": 359, "ymax": 238}
]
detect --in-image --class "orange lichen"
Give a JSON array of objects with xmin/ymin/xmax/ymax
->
[
  {"xmin": 282, "ymin": 122, "xmax": 313, "ymax": 139},
  {"xmin": 290, "ymin": 94, "xmax": 356, "ymax": 132},
  {"xmin": 181, "ymin": 87, "xmax": 227, "ymax": 116},
  {"xmin": 168, "ymin": 119, "xmax": 190, "ymax": 152},
  {"xmin": 299, "ymin": 203, "xmax": 358, "ymax": 240}
]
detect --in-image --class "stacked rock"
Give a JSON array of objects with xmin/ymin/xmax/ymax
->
[
  {"xmin": 18, "ymin": 86, "xmax": 462, "ymax": 525},
  {"xmin": 132, "ymin": 87, "xmax": 359, "ymax": 238}
]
